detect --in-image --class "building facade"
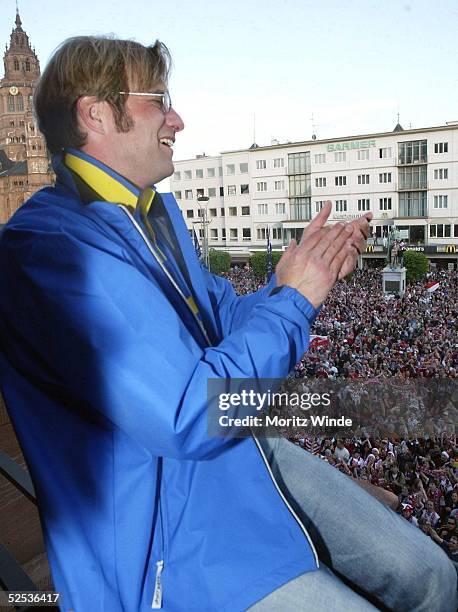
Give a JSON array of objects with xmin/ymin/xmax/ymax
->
[
  {"xmin": 0, "ymin": 9, "xmax": 52, "ymax": 225},
  {"xmin": 171, "ymin": 123, "xmax": 458, "ymax": 265}
]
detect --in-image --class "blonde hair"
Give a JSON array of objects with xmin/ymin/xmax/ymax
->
[{"xmin": 34, "ymin": 36, "xmax": 171, "ymax": 153}]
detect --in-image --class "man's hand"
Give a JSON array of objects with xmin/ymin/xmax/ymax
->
[
  {"xmin": 338, "ymin": 212, "xmax": 373, "ymax": 279},
  {"xmin": 276, "ymin": 202, "xmax": 357, "ymax": 308}
]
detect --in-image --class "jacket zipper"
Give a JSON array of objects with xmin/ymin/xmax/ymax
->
[
  {"xmin": 251, "ymin": 432, "xmax": 320, "ymax": 567},
  {"xmin": 152, "ymin": 459, "xmax": 165, "ymax": 609},
  {"xmin": 118, "ymin": 205, "xmax": 212, "ymax": 346}
]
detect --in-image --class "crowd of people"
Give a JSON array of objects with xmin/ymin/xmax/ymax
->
[
  {"xmin": 286, "ymin": 433, "xmax": 458, "ymax": 564},
  {"xmin": 220, "ymin": 263, "xmax": 457, "ymax": 562}
]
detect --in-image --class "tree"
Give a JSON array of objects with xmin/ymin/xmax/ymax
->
[
  {"xmin": 250, "ymin": 251, "xmax": 282, "ymax": 278},
  {"xmin": 209, "ymin": 249, "xmax": 231, "ymax": 274},
  {"xmin": 403, "ymin": 249, "xmax": 428, "ymax": 282}
]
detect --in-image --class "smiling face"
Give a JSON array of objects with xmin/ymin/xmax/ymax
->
[{"xmin": 104, "ymin": 88, "xmax": 184, "ymax": 188}]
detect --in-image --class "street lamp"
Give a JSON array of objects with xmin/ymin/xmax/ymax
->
[{"xmin": 197, "ymin": 195, "xmax": 211, "ymax": 270}]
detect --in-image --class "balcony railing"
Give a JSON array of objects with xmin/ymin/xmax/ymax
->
[{"xmin": 397, "ymin": 156, "xmax": 428, "ymax": 166}]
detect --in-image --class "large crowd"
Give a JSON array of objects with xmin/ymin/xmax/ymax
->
[{"xmin": 222, "ymin": 264, "xmax": 458, "ymax": 564}]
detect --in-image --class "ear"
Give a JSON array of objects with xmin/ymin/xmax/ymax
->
[{"xmin": 76, "ymin": 96, "xmax": 110, "ymax": 137}]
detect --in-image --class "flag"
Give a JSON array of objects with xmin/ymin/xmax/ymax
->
[
  {"xmin": 309, "ymin": 335, "xmax": 329, "ymax": 349},
  {"xmin": 425, "ymin": 281, "xmax": 440, "ymax": 293},
  {"xmin": 266, "ymin": 227, "xmax": 273, "ymax": 281},
  {"xmin": 193, "ymin": 229, "xmax": 203, "ymax": 263}
]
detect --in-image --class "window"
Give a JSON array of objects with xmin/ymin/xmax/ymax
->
[
  {"xmin": 197, "ymin": 209, "xmax": 204, "ymax": 217},
  {"xmin": 210, "ymin": 229, "xmax": 218, "ymax": 240},
  {"xmin": 289, "ymin": 175, "xmax": 311, "ymax": 196},
  {"xmin": 241, "ymin": 206, "xmax": 250, "ymax": 215},
  {"xmin": 379, "ymin": 172, "xmax": 392, "ymax": 183},
  {"xmin": 315, "ymin": 201, "xmax": 325, "ymax": 212},
  {"xmin": 358, "ymin": 174, "xmax": 370, "ymax": 185},
  {"xmin": 434, "ymin": 168, "xmax": 448, "ymax": 179},
  {"xmin": 433, "ymin": 195, "xmax": 448, "ymax": 209},
  {"xmin": 257, "ymin": 228, "xmax": 267, "ymax": 240},
  {"xmin": 174, "ymin": 190, "xmax": 182, "ymax": 199},
  {"xmin": 229, "ymin": 207, "xmax": 237, "ymax": 216},
  {"xmin": 314, "ymin": 153, "xmax": 326, "ymax": 164},
  {"xmin": 239, "ymin": 162, "xmax": 248, "ymax": 173},
  {"xmin": 358, "ymin": 198, "xmax": 370, "ymax": 211},
  {"xmin": 434, "ymin": 142, "xmax": 448, "ymax": 154},
  {"xmin": 208, "ymin": 187, "xmax": 216, "ymax": 197},
  {"xmin": 334, "ymin": 152, "xmax": 346, "ymax": 162},
  {"xmin": 335, "ymin": 200, "xmax": 347, "ymax": 212},
  {"xmin": 220, "ymin": 208, "xmax": 225, "ymax": 216},
  {"xmin": 16, "ymin": 95, "xmax": 23, "ymax": 112},
  {"xmin": 184, "ymin": 170, "xmax": 192, "ymax": 180},
  {"xmin": 398, "ymin": 140, "xmax": 427, "ymax": 164},
  {"xmin": 357, "ymin": 149, "xmax": 369, "ymax": 161},
  {"xmin": 14, "ymin": 59, "xmax": 19, "ymax": 70},
  {"xmin": 429, "ymin": 224, "xmax": 451, "ymax": 238},
  {"xmin": 273, "ymin": 157, "xmax": 284, "ymax": 168},
  {"xmin": 399, "ymin": 191, "xmax": 427, "ymax": 216},
  {"xmin": 207, "ymin": 167, "xmax": 215, "ymax": 177},
  {"xmin": 186, "ymin": 210, "xmax": 194, "ymax": 218},
  {"xmin": 196, "ymin": 188, "xmax": 205, "ymax": 198},
  {"xmin": 227, "ymin": 185, "xmax": 236, "ymax": 196},
  {"xmin": 240, "ymin": 184, "xmax": 249, "ymax": 194},
  {"xmin": 379, "ymin": 197, "xmax": 392, "ymax": 210},
  {"xmin": 173, "ymin": 171, "xmax": 181, "ymax": 180},
  {"xmin": 272, "ymin": 227, "xmax": 282, "ymax": 240},
  {"xmin": 454, "ymin": 225, "xmax": 458, "ymax": 238},
  {"xmin": 196, "ymin": 169, "xmax": 203, "ymax": 179},
  {"xmin": 222, "ymin": 228, "xmax": 226, "ymax": 240},
  {"xmin": 275, "ymin": 202, "xmax": 285, "ymax": 214},
  {"xmin": 25, "ymin": 60, "xmax": 30, "ymax": 72},
  {"xmin": 185, "ymin": 190, "xmax": 193, "ymax": 199},
  {"xmin": 256, "ymin": 160, "xmax": 266, "ymax": 170},
  {"xmin": 219, "ymin": 187, "xmax": 224, "ymax": 197},
  {"xmin": 399, "ymin": 165, "xmax": 427, "ymax": 190},
  {"xmin": 258, "ymin": 203, "xmax": 268, "ymax": 214},
  {"xmin": 288, "ymin": 152, "xmax": 310, "ymax": 174},
  {"xmin": 257, "ymin": 182, "xmax": 267, "ymax": 192},
  {"xmin": 274, "ymin": 180, "xmax": 285, "ymax": 190},
  {"xmin": 315, "ymin": 177, "xmax": 326, "ymax": 187},
  {"xmin": 379, "ymin": 147, "xmax": 392, "ymax": 159},
  {"xmin": 198, "ymin": 229, "xmax": 204, "ymax": 238},
  {"xmin": 230, "ymin": 228, "xmax": 238, "ymax": 241},
  {"xmin": 335, "ymin": 176, "xmax": 347, "ymax": 186},
  {"xmin": 242, "ymin": 228, "xmax": 251, "ymax": 241},
  {"xmin": 226, "ymin": 164, "xmax": 235, "ymax": 175},
  {"xmin": 209, "ymin": 208, "xmax": 217, "ymax": 217},
  {"xmin": 7, "ymin": 95, "xmax": 14, "ymax": 112}
]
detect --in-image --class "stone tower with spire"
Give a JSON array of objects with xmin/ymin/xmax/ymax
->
[{"xmin": 0, "ymin": 8, "xmax": 52, "ymax": 223}]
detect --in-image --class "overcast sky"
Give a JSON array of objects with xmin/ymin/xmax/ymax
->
[{"xmin": 2, "ymin": 0, "xmax": 458, "ymax": 166}]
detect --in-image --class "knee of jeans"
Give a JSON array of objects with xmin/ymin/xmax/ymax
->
[{"xmin": 415, "ymin": 547, "xmax": 457, "ymax": 611}]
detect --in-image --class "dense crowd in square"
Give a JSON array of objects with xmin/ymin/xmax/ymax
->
[{"xmin": 222, "ymin": 264, "xmax": 457, "ymax": 565}]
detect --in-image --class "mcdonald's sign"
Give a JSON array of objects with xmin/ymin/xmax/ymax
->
[
  {"xmin": 445, "ymin": 245, "xmax": 456, "ymax": 254},
  {"xmin": 366, "ymin": 245, "xmax": 374, "ymax": 253}
]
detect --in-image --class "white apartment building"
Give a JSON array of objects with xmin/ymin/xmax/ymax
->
[{"xmin": 170, "ymin": 122, "xmax": 458, "ymax": 264}]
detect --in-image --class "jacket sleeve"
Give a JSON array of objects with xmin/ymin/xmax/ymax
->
[
  {"xmin": 202, "ymin": 268, "xmax": 284, "ymax": 335},
  {"xmin": 2, "ymin": 226, "xmax": 317, "ymax": 460}
]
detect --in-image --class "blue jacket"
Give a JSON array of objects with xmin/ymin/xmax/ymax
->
[{"xmin": 0, "ymin": 151, "xmax": 319, "ymax": 611}]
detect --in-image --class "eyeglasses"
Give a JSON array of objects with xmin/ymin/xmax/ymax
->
[{"xmin": 118, "ymin": 91, "xmax": 172, "ymax": 114}]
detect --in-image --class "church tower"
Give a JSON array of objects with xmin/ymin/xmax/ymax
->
[{"xmin": 0, "ymin": 8, "xmax": 52, "ymax": 223}]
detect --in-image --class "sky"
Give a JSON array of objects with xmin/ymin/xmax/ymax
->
[{"xmin": 2, "ymin": 0, "xmax": 458, "ymax": 168}]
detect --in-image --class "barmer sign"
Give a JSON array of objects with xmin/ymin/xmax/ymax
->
[{"xmin": 327, "ymin": 140, "xmax": 376, "ymax": 152}]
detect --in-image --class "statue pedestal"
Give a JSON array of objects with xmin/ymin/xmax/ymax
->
[{"xmin": 382, "ymin": 266, "xmax": 406, "ymax": 297}]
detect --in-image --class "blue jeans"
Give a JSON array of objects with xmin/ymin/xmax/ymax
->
[{"xmin": 250, "ymin": 436, "xmax": 457, "ymax": 612}]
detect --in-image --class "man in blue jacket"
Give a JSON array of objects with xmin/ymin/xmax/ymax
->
[{"xmin": 0, "ymin": 36, "xmax": 455, "ymax": 611}]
